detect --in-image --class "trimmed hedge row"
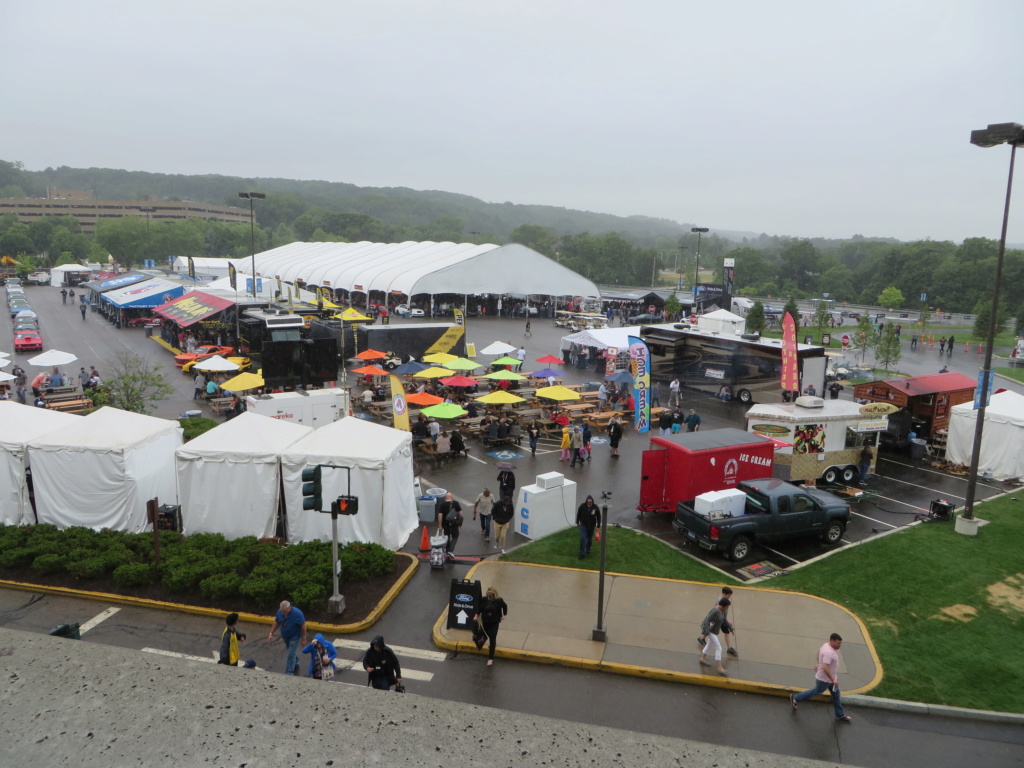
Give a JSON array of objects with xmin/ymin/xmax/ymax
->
[{"xmin": 0, "ymin": 524, "xmax": 394, "ymax": 609}]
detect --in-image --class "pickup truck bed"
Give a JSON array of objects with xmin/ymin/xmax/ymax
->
[{"xmin": 673, "ymin": 478, "xmax": 851, "ymax": 562}]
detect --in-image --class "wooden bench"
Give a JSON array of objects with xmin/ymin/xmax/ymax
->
[
  {"xmin": 45, "ymin": 393, "xmax": 92, "ymax": 413},
  {"xmin": 208, "ymin": 397, "xmax": 234, "ymax": 414}
]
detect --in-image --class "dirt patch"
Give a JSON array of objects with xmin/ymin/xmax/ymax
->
[
  {"xmin": 932, "ymin": 604, "xmax": 977, "ymax": 622},
  {"xmin": 0, "ymin": 554, "xmax": 409, "ymax": 626},
  {"xmin": 986, "ymin": 573, "xmax": 1024, "ymax": 614},
  {"xmin": 865, "ymin": 617, "xmax": 899, "ymax": 634}
]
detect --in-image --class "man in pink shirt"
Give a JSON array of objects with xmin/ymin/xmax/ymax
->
[{"xmin": 790, "ymin": 633, "xmax": 851, "ymax": 722}]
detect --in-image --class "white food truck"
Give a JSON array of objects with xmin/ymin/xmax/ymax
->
[{"xmin": 245, "ymin": 388, "xmax": 350, "ymax": 429}]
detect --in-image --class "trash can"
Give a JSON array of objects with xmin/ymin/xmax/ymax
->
[
  {"xmin": 49, "ymin": 623, "xmax": 81, "ymax": 640},
  {"xmin": 910, "ymin": 438, "xmax": 927, "ymax": 460},
  {"xmin": 425, "ymin": 488, "xmax": 446, "ymax": 520},
  {"xmin": 418, "ymin": 495, "xmax": 438, "ymax": 523},
  {"xmin": 145, "ymin": 326, "xmax": 154, "ymax": 337}
]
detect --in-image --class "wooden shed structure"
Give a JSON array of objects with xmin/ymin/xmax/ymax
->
[{"xmin": 853, "ymin": 372, "xmax": 975, "ymax": 438}]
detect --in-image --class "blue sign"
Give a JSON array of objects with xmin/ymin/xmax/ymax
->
[
  {"xmin": 245, "ymin": 277, "xmax": 263, "ymax": 294},
  {"xmin": 920, "ymin": 293, "xmax": 927, "ymax": 302},
  {"xmin": 974, "ymin": 370, "xmax": 994, "ymax": 409},
  {"xmin": 100, "ymin": 273, "xmax": 148, "ymax": 290}
]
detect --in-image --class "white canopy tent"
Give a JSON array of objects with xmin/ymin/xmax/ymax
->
[
  {"xmin": 176, "ymin": 412, "xmax": 313, "ymax": 539},
  {"xmin": 280, "ymin": 418, "xmax": 418, "ymax": 549},
  {"xmin": 560, "ymin": 326, "xmax": 642, "ymax": 351},
  {"xmin": 947, "ymin": 390, "xmax": 1024, "ymax": 479},
  {"xmin": 696, "ymin": 309, "xmax": 745, "ymax": 335},
  {"xmin": 28, "ymin": 408, "xmax": 182, "ymax": 532},
  {"xmin": 244, "ymin": 241, "xmax": 600, "ymax": 300},
  {"xmin": 47, "ymin": 264, "xmax": 92, "ymax": 286},
  {"xmin": 0, "ymin": 402, "xmax": 82, "ymax": 526}
]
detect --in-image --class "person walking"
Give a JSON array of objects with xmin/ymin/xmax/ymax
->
[
  {"xmin": 939, "ymin": 336, "xmax": 946, "ymax": 354},
  {"xmin": 474, "ymin": 586, "xmax": 509, "ymax": 667},
  {"xmin": 859, "ymin": 444, "xmax": 874, "ymax": 485},
  {"xmin": 363, "ymin": 635, "xmax": 403, "ymax": 691},
  {"xmin": 685, "ymin": 408, "xmax": 702, "ymax": 432},
  {"xmin": 193, "ymin": 371, "xmax": 206, "ymax": 400},
  {"xmin": 575, "ymin": 495, "xmax": 601, "ymax": 559},
  {"xmin": 670, "ymin": 406, "xmax": 684, "ymax": 434},
  {"xmin": 267, "ymin": 600, "xmax": 306, "ymax": 676},
  {"xmin": 946, "ymin": 334, "xmax": 955, "ymax": 356},
  {"xmin": 657, "ymin": 408, "xmax": 673, "ymax": 436},
  {"xmin": 650, "ymin": 381, "xmax": 661, "ymax": 408},
  {"xmin": 79, "ymin": 302, "xmax": 87, "ymax": 320},
  {"xmin": 698, "ymin": 598, "xmax": 731, "ymax": 675},
  {"xmin": 559, "ymin": 426, "xmax": 571, "ymax": 461},
  {"xmin": 911, "ymin": 332, "xmax": 918, "ymax": 350},
  {"xmin": 607, "ymin": 415, "xmax": 623, "ymax": 458},
  {"xmin": 527, "ymin": 419, "xmax": 540, "ymax": 456},
  {"xmin": 697, "ymin": 587, "xmax": 737, "ymax": 657},
  {"xmin": 827, "ymin": 381, "xmax": 843, "ymax": 400},
  {"xmin": 569, "ymin": 426, "xmax": 585, "ymax": 467},
  {"xmin": 437, "ymin": 492, "xmax": 463, "ymax": 559},
  {"xmin": 218, "ymin": 612, "xmax": 246, "ymax": 666},
  {"xmin": 669, "ymin": 377, "xmax": 680, "ymax": 407},
  {"xmin": 60, "ymin": 288, "xmax": 67, "ymax": 304},
  {"xmin": 492, "ymin": 495, "xmax": 514, "ymax": 553},
  {"xmin": 302, "ymin": 633, "xmax": 338, "ymax": 680},
  {"xmin": 581, "ymin": 422, "xmax": 593, "ymax": 461},
  {"xmin": 790, "ymin": 633, "xmax": 852, "ymax": 722},
  {"xmin": 497, "ymin": 465, "xmax": 516, "ymax": 500},
  {"xmin": 516, "ymin": 346, "xmax": 526, "ymax": 371},
  {"xmin": 68, "ymin": 288, "xmax": 75, "ymax": 303},
  {"xmin": 474, "ymin": 488, "xmax": 494, "ymax": 542}
]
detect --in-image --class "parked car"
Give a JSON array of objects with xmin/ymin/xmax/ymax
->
[
  {"xmin": 25, "ymin": 271, "xmax": 50, "ymax": 286},
  {"xmin": 13, "ymin": 330, "xmax": 43, "ymax": 352},
  {"xmin": 898, "ymin": 313, "xmax": 910, "ymax": 318},
  {"xmin": 627, "ymin": 313, "xmax": 661, "ymax": 324},
  {"xmin": 126, "ymin": 316, "xmax": 161, "ymax": 327},
  {"xmin": 13, "ymin": 318, "xmax": 40, "ymax": 333},
  {"xmin": 14, "ymin": 309, "xmax": 38, "ymax": 323},
  {"xmin": 963, "ymin": 314, "xmax": 973, "ymax": 320},
  {"xmin": 9, "ymin": 302, "xmax": 31, "ymax": 319},
  {"xmin": 942, "ymin": 314, "xmax": 953, "ymax": 320},
  {"xmin": 174, "ymin": 345, "xmax": 235, "ymax": 367}
]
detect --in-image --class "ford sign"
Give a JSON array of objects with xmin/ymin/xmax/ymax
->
[{"xmin": 456, "ymin": 593, "xmax": 473, "ymax": 603}]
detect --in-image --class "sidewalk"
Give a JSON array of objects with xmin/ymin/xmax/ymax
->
[{"xmin": 433, "ymin": 561, "xmax": 881, "ymax": 697}]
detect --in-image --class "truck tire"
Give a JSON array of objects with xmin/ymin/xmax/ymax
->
[
  {"xmin": 841, "ymin": 466, "xmax": 858, "ymax": 483},
  {"xmin": 822, "ymin": 466, "xmax": 839, "ymax": 484},
  {"xmin": 823, "ymin": 520, "xmax": 845, "ymax": 545},
  {"xmin": 737, "ymin": 389, "xmax": 753, "ymax": 405},
  {"xmin": 727, "ymin": 536, "xmax": 752, "ymax": 562}
]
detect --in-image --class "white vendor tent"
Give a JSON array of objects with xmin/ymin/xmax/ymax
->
[
  {"xmin": 175, "ymin": 412, "xmax": 313, "ymax": 539},
  {"xmin": 27, "ymin": 407, "xmax": 183, "ymax": 532},
  {"xmin": 560, "ymin": 326, "xmax": 642, "ymax": 351},
  {"xmin": 47, "ymin": 264, "xmax": 91, "ymax": 286},
  {"xmin": 280, "ymin": 418, "xmax": 418, "ymax": 549},
  {"xmin": 947, "ymin": 390, "xmax": 1024, "ymax": 479},
  {"xmin": 696, "ymin": 309, "xmax": 745, "ymax": 335},
  {"xmin": 0, "ymin": 402, "xmax": 82, "ymax": 526}
]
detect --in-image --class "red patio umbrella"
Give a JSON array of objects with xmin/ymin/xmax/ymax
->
[
  {"xmin": 439, "ymin": 375, "xmax": 478, "ymax": 387},
  {"xmin": 352, "ymin": 365, "xmax": 388, "ymax": 376},
  {"xmin": 406, "ymin": 392, "xmax": 444, "ymax": 406},
  {"xmin": 535, "ymin": 354, "xmax": 565, "ymax": 365}
]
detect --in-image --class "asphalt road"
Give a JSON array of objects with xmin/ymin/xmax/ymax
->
[{"xmin": 3, "ymin": 286, "xmax": 1022, "ymax": 767}]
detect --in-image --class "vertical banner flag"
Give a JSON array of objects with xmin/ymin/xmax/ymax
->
[
  {"xmin": 228, "ymin": 263, "xmax": 237, "ymax": 291},
  {"xmin": 605, "ymin": 347, "xmax": 618, "ymax": 376},
  {"xmin": 781, "ymin": 312, "xmax": 800, "ymax": 392},
  {"xmin": 974, "ymin": 370, "xmax": 994, "ymax": 410},
  {"xmin": 390, "ymin": 375, "xmax": 410, "ymax": 431},
  {"xmin": 452, "ymin": 308, "xmax": 464, "ymax": 326},
  {"xmin": 187, "ymin": 256, "xmax": 196, "ymax": 280},
  {"xmin": 628, "ymin": 336, "xmax": 650, "ymax": 433}
]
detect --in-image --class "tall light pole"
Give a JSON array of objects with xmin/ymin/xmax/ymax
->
[
  {"xmin": 676, "ymin": 246, "xmax": 687, "ymax": 291},
  {"xmin": 691, "ymin": 227, "xmax": 709, "ymax": 308},
  {"xmin": 238, "ymin": 192, "xmax": 265, "ymax": 299},
  {"xmin": 139, "ymin": 206, "xmax": 155, "ymax": 266},
  {"xmin": 962, "ymin": 122, "xmax": 1023, "ymax": 522}
]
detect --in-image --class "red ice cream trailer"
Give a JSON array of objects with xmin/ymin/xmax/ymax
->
[{"xmin": 637, "ymin": 428, "xmax": 776, "ymax": 516}]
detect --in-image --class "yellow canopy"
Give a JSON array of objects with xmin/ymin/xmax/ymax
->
[
  {"xmin": 413, "ymin": 366, "xmax": 454, "ymax": 379},
  {"xmin": 535, "ymin": 385, "xmax": 581, "ymax": 401},
  {"xmin": 475, "ymin": 391, "xmax": 525, "ymax": 404},
  {"xmin": 220, "ymin": 371, "xmax": 265, "ymax": 392},
  {"xmin": 333, "ymin": 307, "xmax": 372, "ymax": 321},
  {"xmin": 423, "ymin": 352, "xmax": 458, "ymax": 364}
]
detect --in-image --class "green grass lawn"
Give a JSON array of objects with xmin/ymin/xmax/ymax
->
[
  {"xmin": 506, "ymin": 498, "xmax": 1024, "ymax": 713},
  {"xmin": 996, "ymin": 366, "xmax": 1024, "ymax": 383}
]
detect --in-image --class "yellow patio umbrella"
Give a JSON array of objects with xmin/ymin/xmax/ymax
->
[
  {"xmin": 535, "ymin": 385, "xmax": 581, "ymax": 401},
  {"xmin": 444, "ymin": 357, "xmax": 482, "ymax": 371},
  {"xmin": 413, "ymin": 366, "xmax": 454, "ymax": 379},
  {"xmin": 220, "ymin": 371, "xmax": 265, "ymax": 392},
  {"xmin": 482, "ymin": 369, "xmax": 525, "ymax": 381},
  {"xmin": 475, "ymin": 391, "xmax": 525, "ymax": 404},
  {"xmin": 423, "ymin": 352, "xmax": 458, "ymax": 364},
  {"xmin": 333, "ymin": 307, "xmax": 372, "ymax": 322}
]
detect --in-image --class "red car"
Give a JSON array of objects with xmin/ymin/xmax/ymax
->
[
  {"xmin": 174, "ymin": 345, "xmax": 234, "ymax": 367},
  {"xmin": 14, "ymin": 330, "xmax": 43, "ymax": 352},
  {"xmin": 127, "ymin": 316, "xmax": 161, "ymax": 327}
]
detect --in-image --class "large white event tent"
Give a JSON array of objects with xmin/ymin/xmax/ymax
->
[
  {"xmin": 28, "ymin": 408, "xmax": 182, "ymax": 532},
  {"xmin": 561, "ymin": 326, "xmax": 643, "ymax": 352},
  {"xmin": 243, "ymin": 241, "xmax": 600, "ymax": 302},
  {"xmin": 947, "ymin": 390, "xmax": 1024, "ymax": 480},
  {"xmin": 280, "ymin": 418, "xmax": 418, "ymax": 549},
  {"xmin": 0, "ymin": 402, "xmax": 82, "ymax": 526},
  {"xmin": 175, "ymin": 412, "xmax": 313, "ymax": 539}
]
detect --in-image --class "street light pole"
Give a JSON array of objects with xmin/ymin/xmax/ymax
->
[
  {"xmin": 691, "ymin": 227, "xmax": 709, "ymax": 308},
  {"xmin": 139, "ymin": 206, "xmax": 155, "ymax": 265},
  {"xmin": 963, "ymin": 123, "xmax": 1023, "ymax": 521},
  {"xmin": 591, "ymin": 493, "xmax": 610, "ymax": 642},
  {"xmin": 238, "ymin": 192, "xmax": 266, "ymax": 299}
]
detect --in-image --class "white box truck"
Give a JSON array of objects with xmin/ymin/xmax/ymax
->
[{"xmin": 245, "ymin": 388, "xmax": 350, "ymax": 429}]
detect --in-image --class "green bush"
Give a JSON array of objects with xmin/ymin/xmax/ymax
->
[
  {"xmin": 163, "ymin": 563, "xmax": 205, "ymax": 593},
  {"xmin": 0, "ymin": 547, "xmax": 37, "ymax": 569},
  {"xmin": 30, "ymin": 554, "xmax": 65, "ymax": 575},
  {"xmin": 112, "ymin": 562, "xmax": 156, "ymax": 588},
  {"xmin": 200, "ymin": 572, "xmax": 244, "ymax": 602},
  {"xmin": 289, "ymin": 581, "xmax": 328, "ymax": 609},
  {"xmin": 338, "ymin": 542, "xmax": 395, "ymax": 582},
  {"xmin": 179, "ymin": 417, "xmax": 219, "ymax": 441},
  {"xmin": 66, "ymin": 556, "xmax": 112, "ymax": 580},
  {"xmin": 239, "ymin": 567, "xmax": 281, "ymax": 608}
]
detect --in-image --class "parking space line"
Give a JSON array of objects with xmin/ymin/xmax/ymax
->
[
  {"xmin": 849, "ymin": 509, "xmax": 900, "ymax": 528},
  {"xmin": 758, "ymin": 545, "xmax": 800, "ymax": 565},
  {"xmin": 79, "ymin": 606, "xmax": 120, "ymax": 634},
  {"xmin": 876, "ymin": 471, "xmax": 967, "ymax": 500}
]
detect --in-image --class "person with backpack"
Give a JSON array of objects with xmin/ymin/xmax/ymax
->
[
  {"xmin": 218, "ymin": 612, "xmax": 246, "ymax": 665},
  {"xmin": 492, "ymin": 496, "xmax": 515, "ymax": 553},
  {"xmin": 363, "ymin": 635, "xmax": 403, "ymax": 691},
  {"xmin": 474, "ymin": 587, "xmax": 509, "ymax": 667},
  {"xmin": 436, "ymin": 492, "xmax": 463, "ymax": 560}
]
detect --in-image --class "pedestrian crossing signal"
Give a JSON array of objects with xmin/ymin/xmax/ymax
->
[{"xmin": 331, "ymin": 496, "xmax": 359, "ymax": 516}]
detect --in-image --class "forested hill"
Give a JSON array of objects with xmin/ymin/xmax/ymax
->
[{"xmin": 9, "ymin": 163, "xmax": 704, "ymax": 245}]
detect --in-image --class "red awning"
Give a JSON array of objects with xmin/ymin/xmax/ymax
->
[{"xmin": 153, "ymin": 290, "xmax": 235, "ymax": 327}]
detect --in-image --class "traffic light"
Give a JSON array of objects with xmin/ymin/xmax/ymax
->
[
  {"xmin": 331, "ymin": 495, "xmax": 359, "ymax": 516},
  {"xmin": 301, "ymin": 466, "xmax": 322, "ymax": 511}
]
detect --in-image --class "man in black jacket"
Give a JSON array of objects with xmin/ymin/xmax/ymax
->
[
  {"xmin": 575, "ymin": 495, "xmax": 601, "ymax": 559},
  {"xmin": 436, "ymin": 492, "xmax": 463, "ymax": 559},
  {"xmin": 363, "ymin": 635, "xmax": 402, "ymax": 690}
]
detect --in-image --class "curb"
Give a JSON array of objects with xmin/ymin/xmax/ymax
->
[
  {"xmin": 0, "ymin": 552, "xmax": 419, "ymax": 635},
  {"xmin": 844, "ymin": 694, "xmax": 1024, "ymax": 724}
]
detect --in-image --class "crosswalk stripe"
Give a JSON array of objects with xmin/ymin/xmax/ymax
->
[
  {"xmin": 142, "ymin": 647, "xmax": 215, "ymax": 663},
  {"xmin": 330, "ymin": 657, "xmax": 434, "ymax": 682},
  {"xmin": 330, "ymin": 638, "xmax": 447, "ymax": 662},
  {"xmin": 79, "ymin": 607, "xmax": 120, "ymax": 634}
]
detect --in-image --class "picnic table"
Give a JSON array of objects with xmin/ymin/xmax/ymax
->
[
  {"xmin": 367, "ymin": 402, "xmax": 393, "ymax": 420},
  {"xmin": 42, "ymin": 389, "xmax": 92, "ymax": 414},
  {"xmin": 561, "ymin": 402, "xmax": 596, "ymax": 416}
]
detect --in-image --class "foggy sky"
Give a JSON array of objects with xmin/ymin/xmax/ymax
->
[{"xmin": 5, "ymin": 0, "xmax": 1024, "ymax": 243}]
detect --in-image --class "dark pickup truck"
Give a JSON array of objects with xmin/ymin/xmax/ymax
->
[{"xmin": 673, "ymin": 478, "xmax": 851, "ymax": 562}]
